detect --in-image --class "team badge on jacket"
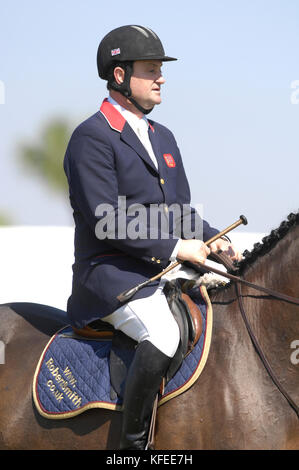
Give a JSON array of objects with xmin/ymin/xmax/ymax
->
[{"xmin": 163, "ymin": 154, "xmax": 176, "ymax": 168}]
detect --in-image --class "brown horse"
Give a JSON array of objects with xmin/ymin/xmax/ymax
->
[{"xmin": 0, "ymin": 213, "xmax": 298, "ymax": 450}]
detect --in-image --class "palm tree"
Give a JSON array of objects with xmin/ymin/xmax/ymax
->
[
  {"xmin": 18, "ymin": 119, "xmax": 72, "ymax": 194},
  {"xmin": 0, "ymin": 212, "xmax": 13, "ymax": 226}
]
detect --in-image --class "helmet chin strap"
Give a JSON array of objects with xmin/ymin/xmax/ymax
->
[{"xmin": 126, "ymin": 94, "xmax": 154, "ymax": 115}]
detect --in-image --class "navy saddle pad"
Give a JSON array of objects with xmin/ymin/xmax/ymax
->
[{"xmin": 33, "ymin": 285, "xmax": 213, "ymax": 419}]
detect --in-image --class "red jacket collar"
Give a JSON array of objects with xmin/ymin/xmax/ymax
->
[
  {"xmin": 100, "ymin": 98, "xmax": 155, "ymax": 133},
  {"xmin": 100, "ymin": 98, "xmax": 126, "ymax": 132}
]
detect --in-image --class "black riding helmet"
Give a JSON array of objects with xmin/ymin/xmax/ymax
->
[{"xmin": 97, "ymin": 25, "xmax": 177, "ymax": 114}]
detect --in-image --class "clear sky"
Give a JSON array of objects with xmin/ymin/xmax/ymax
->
[{"xmin": 1, "ymin": 0, "xmax": 298, "ymax": 234}]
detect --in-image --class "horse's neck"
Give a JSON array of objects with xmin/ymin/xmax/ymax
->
[
  {"xmin": 210, "ymin": 225, "xmax": 299, "ymax": 411},
  {"xmin": 218, "ymin": 226, "xmax": 299, "ymax": 401},
  {"xmin": 243, "ymin": 225, "xmax": 299, "ymax": 298},
  {"xmin": 211, "ymin": 223, "xmax": 299, "ymax": 353}
]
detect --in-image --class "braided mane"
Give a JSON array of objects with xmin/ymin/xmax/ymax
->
[{"xmin": 232, "ymin": 211, "xmax": 299, "ymax": 275}]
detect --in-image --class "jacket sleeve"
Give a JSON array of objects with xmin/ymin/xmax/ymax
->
[{"xmin": 64, "ymin": 130, "xmax": 178, "ymax": 268}]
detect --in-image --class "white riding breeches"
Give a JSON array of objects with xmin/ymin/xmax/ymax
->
[{"xmin": 101, "ymin": 283, "xmax": 180, "ymax": 358}]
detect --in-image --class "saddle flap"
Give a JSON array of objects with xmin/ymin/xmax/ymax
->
[
  {"xmin": 164, "ymin": 296, "xmax": 189, "ymax": 383},
  {"xmin": 163, "ymin": 279, "xmax": 204, "ymax": 383}
]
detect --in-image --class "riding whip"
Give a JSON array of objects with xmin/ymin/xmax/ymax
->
[{"xmin": 117, "ymin": 215, "xmax": 248, "ymax": 304}]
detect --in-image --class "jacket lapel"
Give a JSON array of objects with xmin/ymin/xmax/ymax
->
[
  {"xmin": 100, "ymin": 98, "xmax": 159, "ymax": 174},
  {"xmin": 121, "ymin": 123, "xmax": 159, "ymax": 174},
  {"xmin": 148, "ymin": 125, "xmax": 164, "ymax": 177}
]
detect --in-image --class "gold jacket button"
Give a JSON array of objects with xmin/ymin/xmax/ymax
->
[
  {"xmin": 151, "ymin": 257, "xmax": 156, "ymax": 262},
  {"xmin": 160, "ymin": 178, "xmax": 165, "ymax": 185},
  {"xmin": 156, "ymin": 259, "xmax": 161, "ymax": 264}
]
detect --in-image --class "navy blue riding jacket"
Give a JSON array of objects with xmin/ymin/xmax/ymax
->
[{"xmin": 63, "ymin": 99, "xmax": 219, "ymax": 328}]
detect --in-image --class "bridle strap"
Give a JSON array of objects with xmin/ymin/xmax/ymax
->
[{"xmin": 236, "ymin": 283, "xmax": 299, "ymax": 418}]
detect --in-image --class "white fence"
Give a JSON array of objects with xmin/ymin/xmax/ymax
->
[{"xmin": 0, "ymin": 227, "xmax": 265, "ymax": 311}]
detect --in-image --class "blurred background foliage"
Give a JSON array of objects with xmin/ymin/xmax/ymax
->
[
  {"xmin": 0, "ymin": 212, "xmax": 13, "ymax": 225},
  {"xmin": 0, "ymin": 117, "xmax": 73, "ymax": 226},
  {"xmin": 0, "ymin": 119, "xmax": 73, "ymax": 226},
  {"xmin": 18, "ymin": 119, "xmax": 71, "ymax": 194}
]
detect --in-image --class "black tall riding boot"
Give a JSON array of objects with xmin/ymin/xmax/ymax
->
[{"xmin": 119, "ymin": 340, "xmax": 171, "ymax": 450}]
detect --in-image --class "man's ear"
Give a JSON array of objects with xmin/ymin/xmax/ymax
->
[{"xmin": 113, "ymin": 66, "xmax": 125, "ymax": 85}]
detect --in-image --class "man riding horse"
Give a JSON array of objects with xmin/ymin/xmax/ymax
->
[{"xmin": 63, "ymin": 25, "xmax": 242, "ymax": 450}]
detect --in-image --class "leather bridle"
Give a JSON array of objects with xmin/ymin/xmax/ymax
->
[
  {"xmin": 194, "ymin": 260, "xmax": 299, "ymax": 306},
  {"xmin": 193, "ymin": 257, "xmax": 299, "ymax": 418}
]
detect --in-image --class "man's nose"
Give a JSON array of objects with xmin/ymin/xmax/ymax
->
[{"xmin": 156, "ymin": 74, "xmax": 166, "ymax": 84}]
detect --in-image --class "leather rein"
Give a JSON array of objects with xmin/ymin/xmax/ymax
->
[
  {"xmin": 193, "ymin": 257, "xmax": 299, "ymax": 418},
  {"xmin": 194, "ymin": 259, "xmax": 299, "ymax": 306}
]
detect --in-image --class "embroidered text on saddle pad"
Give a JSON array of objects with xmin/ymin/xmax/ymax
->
[{"xmin": 33, "ymin": 286, "xmax": 213, "ymax": 419}]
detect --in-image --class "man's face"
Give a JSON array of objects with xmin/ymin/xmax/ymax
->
[{"xmin": 130, "ymin": 60, "xmax": 165, "ymax": 111}]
